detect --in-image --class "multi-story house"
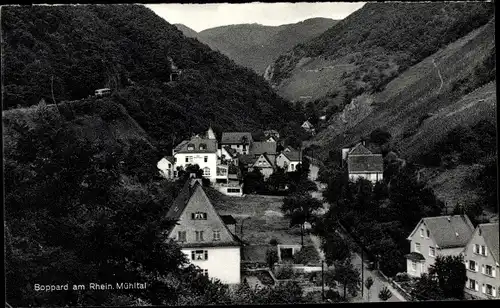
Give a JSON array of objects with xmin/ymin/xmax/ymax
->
[
  {"xmin": 463, "ymin": 222, "xmax": 499, "ymax": 299},
  {"xmin": 165, "ymin": 179, "xmax": 242, "ymax": 284},
  {"xmin": 221, "ymin": 132, "xmax": 253, "ymax": 155},
  {"xmin": 344, "ymin": 143, "xmax": 383, "ymax": 183},
  {"xmin": 249, "ymin": 154, "xmax": 275, "ymax": 180},
  {"xmin": 250, "ymin": 141, "xmax": 277, "ymax": 163},
  {"xmin": 405, "ymin": 215, "xmax": 475, "ymax": 278},
  {"xmin": 276, "ymin": 150, "xmax": 301, "ymax": 172},
  {"xmin": 172, "ymin": 135, "xmax": 220, "ymax": 183}
]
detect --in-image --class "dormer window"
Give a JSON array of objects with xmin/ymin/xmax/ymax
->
[
  {"xmin": 192, "ymin": 212, "xmax": 207, "ymax": 220},
  {"xmin": 187, "ymin": 144, "xmax": 195, "ymax": 151},
  {"xmin": 199, "ymin": 144, "xmax": 207, "ymax": 150}
]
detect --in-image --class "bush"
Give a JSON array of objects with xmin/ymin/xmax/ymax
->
[
  {"xmin": 269, "ymin": 238, "xmax": 279, "ymax": 246},
  {"xmin": 294, "ymin": 246, "xmax": 320, "ymax": 265},
  {"xmin": 274, "ymin": 264, "xmax": 295, "ymax": 280},
  {"xmin": 395, "ymin": 272, "xmax": 410, "ymax": 282}
]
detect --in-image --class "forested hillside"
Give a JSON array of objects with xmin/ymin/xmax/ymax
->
[
  {"xmin": 308, "ymin": 16, "xmax": 496, "ymax": 220},
  {"xmin": 266, "ymin": 2, "xmax": 494, "ymax": 104},
  {"xmin": 182, "ymin": 18, "xmax": 338, "ymax": 74},
  {"xmin": 2, "ymin": 4, "xmax": 305, "ymax": 307}
]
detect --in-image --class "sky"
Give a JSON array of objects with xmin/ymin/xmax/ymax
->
[{"xmin": 146, "ymin": 2, "xmax": 366, "ymax": 32}]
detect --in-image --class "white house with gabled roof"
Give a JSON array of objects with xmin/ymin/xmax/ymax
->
[
  {"xmin": 165, "ymin": 179, "xmax": 242, "ymax": 284},
  {"xmin": 405, "ymin": 215, "xmax": 475, "ymax": 278}
]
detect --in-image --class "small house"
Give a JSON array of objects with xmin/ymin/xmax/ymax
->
[
  {"xmin": 276, "ymin": 150, "xmax": 301, "ymax": 172},
  {"xmin": 345, "ymin": 143, "xmax": 383, "ymax": 183},
  {"xmin": 221, "ymin": 132, "xmax": 253, "ymax": 155}
]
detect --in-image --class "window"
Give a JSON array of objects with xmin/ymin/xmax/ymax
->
[
  {"xmin": 415, "ymin": 242, "xmax": 421, "ymax": 253},
  {"xmin": 420, "ymin": 229, "xmax": 424, "ymax": 237},
  {"xmin": 429, "ymin": 247, "xmax": 436, "ymax": 257},
  {"xmin": 213, "ymin": 230, "xmax": 221, "ymax": 241},
  {"xmin": 178, "ymin": 231, "xmax": 186, "ymax": 242},
  {"xmin": 187, "ymin": 144, "xmax": 195, "ymax": 151},
  {"xmin": 291, "ymin": 164, "xmax": 295, "ymax": 171},
  {"xmin": 426, "ymin": 230, "xmax": 430, "ymax": 238},
  {"xmin": 485, "ymin": 284, "xmax": 493, "ymax": 295},
  {"xmin": 468, "ymin": 279, "xmax": 477, "ymax": 291},
  {"xmin": 481, "ymin": 245, "xmax": 487, "ymax": 256},
  {"xmin": 469, "ymin": 260, "xmax": 477, "ymax": 271},
  {"xmin": 203, "ymin": 167, "xmax": 210, "ymax": 176},
  {"xmin": 485, "ymin": 265, "xmax": 493, "ymax": 276},
  {"xmin": 202, "ymin": 269, "xmax": 208, "ymax": 277},
  {"xmin": 192, "ymin": 212, "xmax": 207, "ymax": 220},
  {"xmin": 191, "ymin": 250, "xmax": 208, "ymax": 261},
  {"xmin": 204, "ymin": 156, "xmax": 208, "ymax": 163},
  {"xmin": 195, "ymin": 231, "xmax": 204, "ymax": 242},
  {"xmin": 227, "ymin": 188, "xmax": 240, "ymax": 193},
  {"xmin": 199, "ymin": 144, "xmax": 206, "ymax": 150},
  {"xmin": 411, "ymin": 261, "xmax": 417, "ymax": 271},
  {"xmin": 168, "ymin": 163, "xmax": 171, "ymax": 168},
  {"xmin": 186, "ymin": 156, "xmax": 193, "ymax": 163}
]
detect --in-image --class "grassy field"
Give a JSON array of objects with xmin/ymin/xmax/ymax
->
[{"xmin": 209, "ymin": 191, "xmax": 313, "ymax": 247}]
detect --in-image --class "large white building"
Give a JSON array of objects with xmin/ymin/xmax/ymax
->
[
  {"xmin": 405, "ymin": 215, "xmax": 475, "ymax": 278},
  {"xmin": 165, "ymin": 179, "xmax": 242, "ymax": 284}
]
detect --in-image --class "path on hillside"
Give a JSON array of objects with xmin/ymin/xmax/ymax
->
[
  {"xmin": 432, "ymin": 58, "xmax": 444, "ymax": 94},
  {"xmin": 308, "ymin": 164, "xmax": 405, "ymax": 302}
]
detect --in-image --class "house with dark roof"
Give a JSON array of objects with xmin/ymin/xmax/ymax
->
[
  {"xmin": 264, "ymin": 129, "xmax": 280, "ymax": 140},
  {"xmin": 165, "ymin": 180, "xmax": 242, "ymax": 284},
  {"xmin": 276, "ymin": 150, "xmax": 301, "ymax": 172},
  {"xmin": 405, "ymin": 215, "xmax": 475, "ymax": 278},
  {"xmin": 249, "ymin": 153, "xmax": 275, "ymax": 180},
  {"xmin": 344, "ymin": 143, "xmax": 384, "ymax": 183},
  {"xmin": 250, "ymin": 141, "xmax": 277, "ymax": 163},
  {"xmin": 219, "ymin": 146, "xmax": 239, "ymax": 166},
  {"xmin": 221, "ymin": 132, "xmax": 253, "ymax": 155},
  {"xmin": 463, "ymin": 222, "xmax": 499, "ymax": 299}
]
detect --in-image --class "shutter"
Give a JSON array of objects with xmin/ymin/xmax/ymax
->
[
  {"xmin": 204, "ymin": 250, "xmax": 208, "ymax": 260},
  {"xmin": 482, "ymin": 284, "xmax": 486, "ymax": 294},
  {"xmin": 492, "ymin": 268, "xmax": 496, "ymax": 277},
  {"xmin": 191, "ymin": 251, "xmax": 195, "ymax": 260},
  {"xmin": 492, "ymin": 287, "xmax": 497, "ymax": 297},
  {"xmin": 482, "ymin": 265, "xmax": 485, "ymax": 274},
  {"xmin": 203, "ymin": 213, "xmax": 207, "ymax": 220},
  {"xmin": 191, "ymin": 213, "xmax": 195, "ymax": 220},
  {"xmin": 476, "ymin": 263, "xmax": 480, "ymax": 272},
  {"xmin": 475, "ymin": 283, "xmax": 479, "ymax": 291},
  {"xmin": 485, "ymin": 247, "xmax": 488, "ymax": 257}
]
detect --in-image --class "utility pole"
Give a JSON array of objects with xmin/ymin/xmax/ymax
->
[
  {"xmin": 361, "ymin": 248, "xmax": 364, "ymax": 298},
  {"xmin": 322, "ymin": 260, "xmax": 325, "ymax": 301}
]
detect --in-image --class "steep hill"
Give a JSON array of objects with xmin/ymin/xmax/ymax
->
[
  {"xmin": 266, "ymin": 2, "xmax": 494, "ymax": 104},
  {"xmin": 2, "ymin": 4, "xmax": 304, "ymax": 153},
  {"xmin": 189, "ymin": 18, "xmax": 338, "ymax": 74},
  {"xmin": 308, "ymin": 17, "xmax": 496, "ymax": 214},
  {"xmin": 174, "ymin": 23, "xmax": 198, "ymax": 38}
]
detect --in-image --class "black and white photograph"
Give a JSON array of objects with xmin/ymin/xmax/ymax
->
[{"xmin": 2, "ymin": 1, "xmax": 498, "ymax": 306}]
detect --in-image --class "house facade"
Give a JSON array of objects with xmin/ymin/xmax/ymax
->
[
  {"xmin": 157, "ymin": 156, "xmax": 175, "ymax": 179},
  {"xmin": 276, "ymin": 151, "xmax": 301, "ymax": 172},
  {"xmin": 165, "ymin": 180, "xmax": 242, "ymax": 284},
  {"xmin": 405, "ymin": 215, "xmax": 474, "ymax": 278},
  {"xmin": 345, "ymin": 143, "xmax": 383, "ymax": 183},
  {"xmin": 249, "ymin": 154, "xmax": 275, "ymax": 180},
  {"xmin": 173, "ymin": 136, "xmax": 220, "ymax": 183},
  {"xmin": 221, "ymin": 132, "xmax": 253, "ymax": 155},
  {"xmin": 463, "ymin": 222, "xmax": 499, "ymax": 299},
  {"xmin": 301, "ymin": 120, "xmax": 314, "ymax": 134}
]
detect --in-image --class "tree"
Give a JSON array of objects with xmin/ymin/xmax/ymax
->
[
  {"xmin": 370, "ymin": 128, "xmax": 391, "ymax": 145},
  {"xmin": 428, "ymin": 255, "xmax": 467, "ymax": 299},
  {"xmin": 330, "ymin": 260, "xmax": 361, "ymax": 300},
  {"xmin": 281, "ymin": 193, "xmax": 323, "ymax": 246},
  {"xmin": 243, "ymin": 168, "xmax": 265, "ymax": 194},
  {"xmin": 364, "ymin": 277, "xmax": 374, "ymax": 302},
  {"xmin": 321, "ymin": 232, "xmax": 351, "ymax": 265},
  {"xmin": 378, "ymin": 287, "xmax": 392, "ymax": 301},
  {"xmin": 413, "ymin": 273, "xmax": 445, "ymax": 301},
  {"xmin": 267, "ymin": 167, "xmax": 288, "ymax": 192},
  {"xmin": 266, "ymin": 248, "xmax": 279, "ymax": 271}
]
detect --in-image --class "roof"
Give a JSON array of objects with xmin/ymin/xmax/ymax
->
[
  {"xmin": 478, "ymin": 223, "xmax": 499, "ymax": 263},
  {"xmin": 165, "ymin": 181, "xmax": 241, "ymax": 247},
  {"xmin": 221, "ymin": 132, "xmax": 253, "ymax": 145},
  {"xmin": 163, "ymin": 156, "xmax": 175, "ymax": 164},
  {"xmin": 251, "ymin": 141, "xmax": 277, "ymax": 156},
  {"xmin": 223, "ymin": 146, "xmax": 238, "ymax": 158},
  {"xmin": 302, "ymin": 120, "xmax": 313, "ymax": 128},
  {"xmin": 165, "ymin": 180, "xmax": 193, "ymax": 221},
  {"xmin": 252, "ymin": 153, "xmax": 275, "ymax": 168},
  {"xmin": 264, "ymin": 129, "xmax": 279, "ymax": 135},
  {"xmin": 174, "ymin": 140, "xmax": 189, "ymax": 152},
  {"xmin": 347, "ymin": 155, "xmax": 383, "ymax": 173},
  {"xmin": 239, "ymin": 154, "xmax": 257, "ymax": 165},
  {"xmin": 405, "ymin": 252, "xmax": 425, "ymax": 262},
  {"xmin": 349, "ymin": 143, "xmax": 373, "ymax": 155},
  {"xmin": 412, "ymin": 215, "xmax": 475, "ymax": 249},
  {"xmin": 282, "ymin": 150, "xmax": 301, "ymax": 162},
  {"xmin": 175, "ymin": 136, "xmax": 217, "ymax": 154},
  {"xmin": 221, "ymin": 215, "xmax": 237, "ymax": 225}
]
